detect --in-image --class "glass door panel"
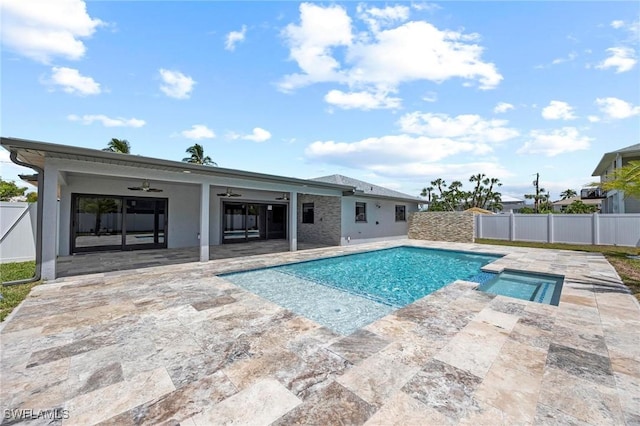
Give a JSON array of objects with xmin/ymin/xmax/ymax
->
[
  {"xmin": 267, "ymin": 205, "xmax": 286, "ymax": 239},
  {"xmin": 72, "ymin": 194, "xmax": 167, "ymax": 253},
  {"xmin": 73, "ymin": 196, "xmax": 123, "ymax": 251},
  {"xmin": 125, "ymin": 198, "xmax": 165, "ymax": 247},
  {"xmin": 246, "ymin": 204, "xmax": 266, "ymax": 240},
  {"xmin": 223, "ymin": 203, "xmax": 246, "ymax": 242}
]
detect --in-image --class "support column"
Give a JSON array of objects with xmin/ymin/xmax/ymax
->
[
  {"xmin": 509, "ymin": 212, "xmax": 516, "ymax": 241},
  {"xmin": 41, "ymin": 163, "xmax": 58, "ymax": 281},
  {"xmin": 199, "ymin": 183, "xmax": 210, "ymax": 262},
  {"xmin": 289, "ymin": 191, "xmax": 297, "ymax": 251},
  {"xmin": 547, "ymin": 213, "xmax": 554, "ymax": 243}
]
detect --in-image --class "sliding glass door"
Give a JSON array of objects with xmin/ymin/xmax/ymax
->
[
  {"xmin": 222, "ymin": 202, "xmax": 285, "ymax": 243},
  {"xmin": 72, "ymin": 194, "xmax": 167, "ymax": 253}
]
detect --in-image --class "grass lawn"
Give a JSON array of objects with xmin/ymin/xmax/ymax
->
[
  {"xmin": 1, "ymin": 261, "xmax": 39, "ymax": 322},
  {"xmin": 476, "ymin": 239, "xmax": 640, "ymax": 301}
]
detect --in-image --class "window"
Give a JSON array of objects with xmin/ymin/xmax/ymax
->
[
  {"xmin": 302, "ymin": 203, "xmax": 314, "ymax": 224},
  {"xmin": 395, "ymin": 205, "xmax": 406, "ymax": 221},
  {"xmin": 355, "ymin": 202, "xmax": 367, "ymax": 222}
]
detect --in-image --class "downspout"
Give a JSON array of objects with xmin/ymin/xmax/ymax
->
[{"xmin": 2, "ymin": 151, "xmax": 43, "ymax": 286}]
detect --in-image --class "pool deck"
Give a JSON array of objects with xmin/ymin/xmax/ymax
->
[{"xmin": 1, "ymin": 240, "xmax": 639, "ymax": 425}]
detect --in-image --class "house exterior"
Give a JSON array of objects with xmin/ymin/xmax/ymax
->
[
  {"xmin": 552, "ymin": 196, "xmax": 601, "ymax": 213},
  {"xmin": 590, "ymin": 143, "xmax": 640, "ymax": 213},
  {"xmin": 1, "ymin": 137, "xmax": 419, "ymax": 280},
  {"xmin": 499, "ymin": 195, "xmax": 526, "ymax": 213}
]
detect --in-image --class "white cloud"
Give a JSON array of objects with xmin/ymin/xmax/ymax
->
[
  {"xmin": 304, "ymin": 111, "xmax": 518, "ymax": 178},
  {"xmin": 279, "ymin": 3, "xmax": 353, "ymax": 92},
  {"xmin": 180, "ymin": 124, "xmax": 215, "ymax": 140},
  {"xmin": 357, "ymin": 4, "xmax": 410, "ymax": 32},
  {"xmin": 324, "ymin": 89, "xmax": 401, "ymax": 110},
  {"xmin": 587, "ymin": 115, "xmax": 601, "ymax": 123},
  {"xmin": 368, "ymin": 161, "xmax": 513, "ymax": 180},
  {"xmin": 541, "ymin": 101, "xmax": 577, "ymax": 120},
  {"xmin": 1, "ymin": 0, "xmax": 103, "ymax": 63},
  {"xmin": 493, "ymin": 102, "xmax": 514, "ymax": 114},
  {"xmin": 422, "ymin": 91, "xmax": 437, "ymax": 102},
  {"xmin": 279, "ymin": 3, "xmax": 502, "ymax": 109},
  {"xmin": 398, "ymin": 112, "xmax": 519, "ymax": 143},
  {"xmin": 67, "ymin": 114, "xmax": 145, "ymax": 127},
  {"xmin": 225, "ymin": 25, "xmax": 247, "ymax": 51},
  {"xmin": 47, "ymin": 66, "xmax": 101, "ymax": 95},
  {"xmin": 611, "ymin": 20, "xmax": 625, "ymax": 29},
  {"xmin": 595, "ymin": 97, "xmax": 640, "ymax": 119},
  {"xmin": 159, "ymin": 69, "xmax": 195, "ymax": 99},
  {"xmin": 551, "ymin": 51, "xmax": 577, "ymax": 65},
  {"xmin": 596, "ymin": 47, "xmax": 637, "ymax": 73},
  {"xmin": 517, "ymin": 127, "xmax": 592, "ymax": 157},
  {"xmin": 229, "ymin": 127, "xmax": 272, "ymax": 143}
]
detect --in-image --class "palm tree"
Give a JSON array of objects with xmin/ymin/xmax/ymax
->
[
  {"xmin": 182, "ymin": 144, "xmax": 217, "ymax": 166},
  {"xmin": 560, "ymin": 189, "xmax": 577, "ymax": 200},
  {"xmin": 420, "ymin": 186, "xmax": 434, "ymax": 202},
  {"xmin": 598, "ymin": 160, "xmax": 640, "ymax": 199},
  {"xmin": 102, "ymin": 138, "xmax": 131, "ymax": 154}
]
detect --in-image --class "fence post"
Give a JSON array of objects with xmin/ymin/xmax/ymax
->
[
  {"xmin": 592, "ymin": 213, "xmax": 599, "ymax": 245},
  {"xmin": 547, "ymin": 213, "xmax": 554, "ymax": 243},
  {"xmin": 476, "ymin": 214, "xmax": 482, "ymax": 239},
  {"xmin": 509, "ymin": 213, "xmax": 516, "ymax": 241}
]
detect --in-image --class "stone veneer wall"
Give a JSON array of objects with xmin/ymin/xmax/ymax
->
[
  {"xmin": 297, "ymin": 194, "xmax": 342, "ymax": 245},
  {"xmin": 408, "ymin": 212, "xmax": 475, "ymax": 243}
]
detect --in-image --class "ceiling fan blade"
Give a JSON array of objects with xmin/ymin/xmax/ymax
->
[
  {"xmin": 229, "ymin": 193, "xmax": 241, "ymax": 197},
  {"xmin": 128, "ymin": 187, "xmax": 143, "ymax": 191},
  {"xmin": 147, "ymin": 188, "xmax": 163, "ymax": 192}
]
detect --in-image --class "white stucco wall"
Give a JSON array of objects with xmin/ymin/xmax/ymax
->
[{"xmin": 340, "ymin": 197, "xmax": 418, "ymax": 244}]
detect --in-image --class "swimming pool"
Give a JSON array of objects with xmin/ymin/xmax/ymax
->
[{"xmin": 220, "ymin": 246, "xmax": 501, "ymax": 334}]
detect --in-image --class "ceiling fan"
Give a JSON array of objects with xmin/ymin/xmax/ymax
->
[
  {"xmin": 217, "ymin": 188, "xmax": 242, "ymax": 197},
  {"xmin": 128, "ymin": 180, "xmax": 163, "ymax": 192},
  {"xmin": 275, "ymin": 193, "xmax": 290, "ymax": 201}
]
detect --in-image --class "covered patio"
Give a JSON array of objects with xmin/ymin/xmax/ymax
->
[{"xmin": 56, "ymin": 240, "xmax": 332, "ymax": 278}]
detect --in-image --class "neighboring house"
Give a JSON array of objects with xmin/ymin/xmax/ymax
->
[
  {"xmin": 590, "ymin": 143, "xmax": 640, "ymax": 213},
  {"xmin": 1, "ymin": 137, "xmax": 420, "ymax": 280},
  {"xmin": 499, "ymin": 195, "xmax": 526, "ymax": 213},
  {"xmin": 552, "ymin": 196, "xmax": 601, "ymax": 213}
]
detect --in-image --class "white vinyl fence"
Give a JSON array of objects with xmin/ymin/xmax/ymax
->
[
  {"xmin": 0, "ymin": 202, "xmax": 37, "ymax": 263},
  {"xmin": 475, "ymin": 213, "xmax": 640, "ymax": 247}
]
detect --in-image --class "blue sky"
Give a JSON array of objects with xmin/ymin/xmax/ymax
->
[{"xmin": 2, "ymin": 1, "xmax": 639, "ymax": 201}]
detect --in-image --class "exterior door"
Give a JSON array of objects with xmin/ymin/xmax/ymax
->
[
  {"xmin": 222, "ymin": 202, "xmax": 286, "ymax": 243},
  {"xmin": 72, "ymin": 194, "xmax": 167, "ymax": 253}
]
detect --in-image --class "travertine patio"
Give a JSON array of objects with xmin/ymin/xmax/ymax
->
[{"xmin": 1, "ymin": 240, "xmax": 639, "ymax": 425}]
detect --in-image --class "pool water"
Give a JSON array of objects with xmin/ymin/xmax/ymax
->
[
  {"xmin": 275, "ymin": 246, "xmax": 501, "ymax": 307},
  {"xmin": 220, "ymin": 246, "xmax": 501, "ymax": 334},
  {"xmin": 475, "ymin": 271, "xmax": 564, "ymax": 306}
]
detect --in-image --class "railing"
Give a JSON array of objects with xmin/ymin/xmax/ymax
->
[{"xmin": 580, "ymin": 188, "xmax": 606, "ymax": 199}]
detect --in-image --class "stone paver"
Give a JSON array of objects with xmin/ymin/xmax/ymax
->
[{"xmin": 1, "ymin": 239, "xmax": 639, "ymax": 425}]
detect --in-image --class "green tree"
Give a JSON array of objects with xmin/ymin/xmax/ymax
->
[
  {"xmin": 26, "ymin": 192, "xmax": 38, "ymax": 203},
  {"xmin": 102, "ymin": 138, "xmax": 131, "ymax": 154},
  {"xmin": 182, "ymin": 143, "xmax": 216, "ymax": 166},
  {"xmin": 599, "ymin": 160, "xmax": 640, "ymax": 199},
  {"xmin": 422, "ymin": 175, "xmax": 503, "ymax": 211},
  {"xmin": 564, "ymin": 200, "xmax": 598, "ymax": 214},
  {"xmin": 560, "ymin": 189, "xmax": 577, "ymax": 200},
  {"xmin": 0, "ymin": 179, "xmax": 28, "ymax": 201}
]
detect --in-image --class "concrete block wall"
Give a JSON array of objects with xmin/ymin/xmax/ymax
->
[
  {"xmin": 297, "ymin": 194, "xmax": 341, "ymax": 245},
  {"xmin": 408, "ymin": 211, "xmax": 475, "ymax": 243}
]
